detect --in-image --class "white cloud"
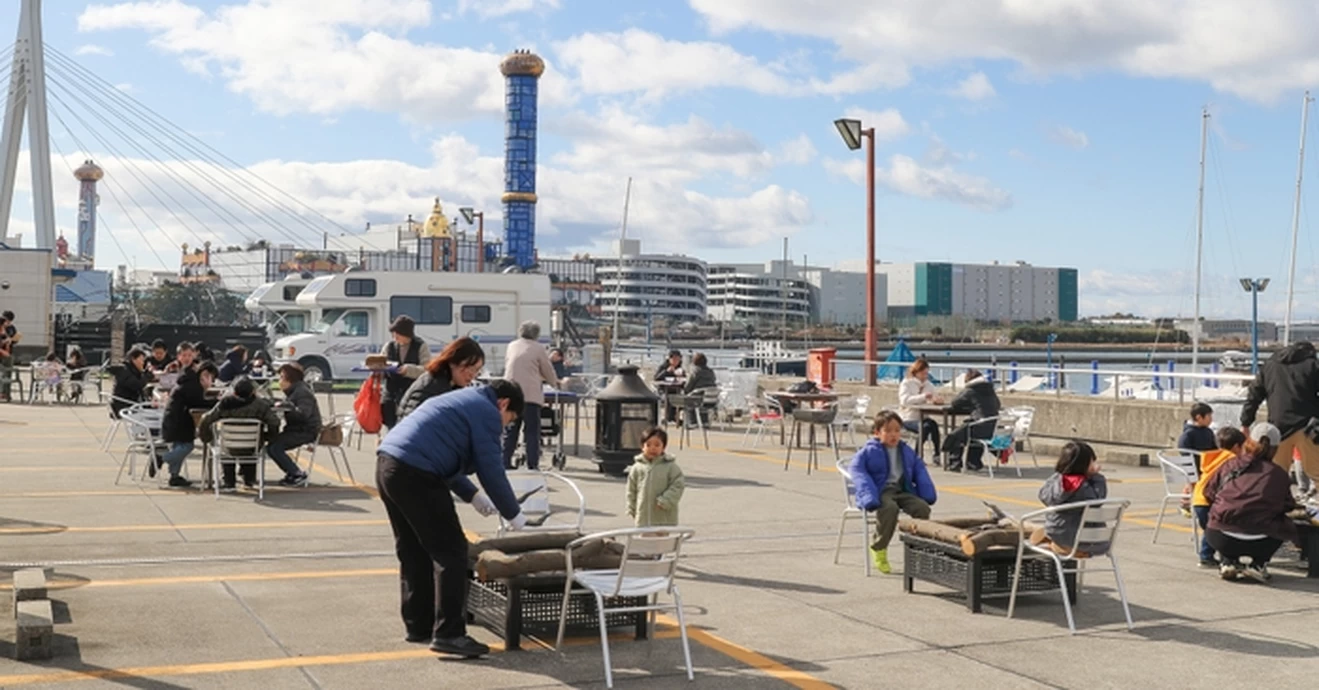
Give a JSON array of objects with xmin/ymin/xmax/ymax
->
[
  {"xmin": 74, "ymin": 44, "xmax": 114, "ymax": 57},
  {"xmin": 554, "ymin": 29, "xmax": 796, "ymax": 98},
  {"xmin": 824, "ymin": 154, "xmax": 1012, "ymax": 211},
  {"xmin": 1008, "ymin": 148, "xmax": 1032, "ymax": 161},
  {"xmin": 775, "ymin": 134, "xmax": 817, "ymax": 166},
  {"xmin": 840, "ymin": 107, "xmax": 910, "ymax": 142},
  {"xmin": 1047, "ymin": 125, "xmax": 1090, "ymax": 150},
  {"xmin": 78, "ymin": 0, "xmax": 573, "ymax": 122},
  {"xmin": 949, "ymin": 71, "xmax": 996, "ymax": 101},
  {"xmin": 457, "ymin": 0, "xmax": 559, "ymax": 19},
  {"xmin": 690, "ymin": 0, "xmax": 1319, "ymax": 102}
]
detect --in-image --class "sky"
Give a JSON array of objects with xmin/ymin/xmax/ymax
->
[{"xmin": 2, "ymin": 0, "xmax": 1319, "ymax": 321}]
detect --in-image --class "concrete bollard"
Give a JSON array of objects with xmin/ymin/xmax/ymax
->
[
  {"xmin": 11, "ymin": 568, "xmax": 47, "ymax": 616},
  {"xmin": 15, "ymin": 599, "xmax": 54, "ymax": 660}
]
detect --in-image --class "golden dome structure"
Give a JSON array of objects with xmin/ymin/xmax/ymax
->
[
  {"xmin": 73, "ymin": 159, "xmax": 103, "ymax": 182},
  {"xmin": 420, "ymin": 198, "xmax": 451, "ymax": 238},
  {"xmin": 500, "ymin": 49, "xmax": 545, "ymax": 78}
]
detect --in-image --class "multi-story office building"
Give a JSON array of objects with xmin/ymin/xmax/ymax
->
[
  {"xmin": 707, "ymin": 260, "xmax": 887, "ymax": 326},
  {"xmin": 877, "ymin": 261, "xmax": 1078, "ymax": 323},
  {"xmin": 593, "ymin": 239, "xmax": 708, "ymax": 323}
]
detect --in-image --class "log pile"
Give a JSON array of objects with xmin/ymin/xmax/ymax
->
[
  {"xmin": 899, "ymin": 517, "xmax": 1022, "ymax": 556},
  {"xmin": 470, "ymin": 532, "xmax": 625, "ymax": 581}
]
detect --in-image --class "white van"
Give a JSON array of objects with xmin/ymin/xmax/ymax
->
[
  {"xmin": 244, "ymin": 276, "xmax": 318, "ymax": 343},
  {"xmin": 273, "ymin": 271, "xmax": 552, "ymax": 381}
]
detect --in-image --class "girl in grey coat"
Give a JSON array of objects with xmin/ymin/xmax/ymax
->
[{"xmin": 1037, "ymin": 441, "xmax": 1109, "ymax": 555}]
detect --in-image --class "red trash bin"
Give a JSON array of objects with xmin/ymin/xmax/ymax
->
[{"xmin": 807, "ymin": 348, "xmax": 837, "ymax": 388}]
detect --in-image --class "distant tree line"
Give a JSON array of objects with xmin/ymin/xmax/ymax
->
[{"xmin": 1010, "ymin": 325, "xmax": 1190, "ymax": 344}]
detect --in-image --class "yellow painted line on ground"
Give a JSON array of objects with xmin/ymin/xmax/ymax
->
[
  {"xmin": 657, "ymin": 614, "xmax": 835, "ymax": 690},
  {"xmin": 0, "ymin": 466, "xmax": 113, "ymax": 471},
  {"xmin": 938, "ymin": 486, "xmax": 1039, "ymax": 509},
  {"xmin": 0, "ymin": 518, "xmax": 388, "ymax": 535},
  {"xmin": 0, "ymin": 563, "xmax": 824, "ymax": 688},
  {"xmin": 2, "ymin": 448, "xmax": 109, "ymax": 454},
  {"xmin": 298, "ymin": 456, "xmax": 379, "ymax": 498},
  {"xmin": 1125, "ymin": 516, "xmax": 1194, "ymax": 534}
]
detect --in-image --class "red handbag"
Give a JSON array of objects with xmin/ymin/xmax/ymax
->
[{"xmin": 353, "ymin": 374, "xmax": 383, "ymax": 434}]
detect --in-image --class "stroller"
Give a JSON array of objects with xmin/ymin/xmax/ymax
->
[{"xmin": 512, "ymin": 404, "xmax": 568, "ymax": 471}]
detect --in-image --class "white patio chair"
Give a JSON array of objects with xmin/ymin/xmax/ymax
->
[
  {"xmin": 101, "ymin": 395, "xmax": 144, "ymax": 450},
  {"xmin": 115, "ymin": 405, "xmax": 166, "ymax": 485},
  {"xmin": 1008, "ymin": 498, "xmax": 1134, "ymax": 634},
  {"xmin": 497, "ymin": 470, "xmax": 586, "ymax": 536},
  {"xmin": 297, "ymin": 415, "xmax": 355, "ymax": 484},
  {"xmin": 1006, "ymin": 406, "xmax": 1040, "ymax": 467},
  {"xmin": 834, "ymin": 458, "xmax": 875, "ymax": 576},
  {"xmin": 211, "ymin": 419, "xmax": 267, "ymax": 500},
  {"xmin": 555, "ymin": 527, "xmax": 696, "ymax": 688},
  {"xmin": 671, "ymin": 393, "xmax": 710, "ymax": 451},
  {"xmin": 741, "ymin": 394, "xmax": 783, "ymax": 448},
  {"xmin": 27, "ymin": 363, "xmax": 64, "ymax": 404},
  {"xmin": 963, "ymin": 415, "xmax": 1021, "ymax": 478},
  {"xmin": 62, "ymin": 365, "xmax": 104, "ymax": 405},
  {"xmin": 1153, "ymin": 450, "xmax": 1200, "ymax": 549}
]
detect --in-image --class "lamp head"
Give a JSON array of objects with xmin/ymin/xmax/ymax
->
[
  {"xmin": 459, "ymin": 207, "xmax": 475, "ymax": 224},
  {"xmin": 834, "ymin": 118, "xmax": 863, "ymax": 150},
  {"xmin": 1240, "ymin": 278, "xmax": 1253, "ymax": 292},
  {"xmin": 1259, "ymin": 278, "xmax": 1271, "ymax": 292}
]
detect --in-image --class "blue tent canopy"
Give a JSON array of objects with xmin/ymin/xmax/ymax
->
[{"xmin": 875, "ymin": 340, "xmax": 940, "ymax": 384}]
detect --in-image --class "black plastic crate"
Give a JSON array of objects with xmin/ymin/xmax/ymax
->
[
  {"xmin": 900, "ymin": 533, "xmax": 1075, "ymax": 613},
  {"xmin": 467, "ymin": 573, "xmax": 648, "ymax": 650}
]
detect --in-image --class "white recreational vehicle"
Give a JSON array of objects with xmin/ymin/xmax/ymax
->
[
  {"xmin": 272, "ymin": 271, "xmax": 552, "ymax": 381},
  {"xmin": 244, "ymin": 276, "xmax": 318, "ymax": 343}
]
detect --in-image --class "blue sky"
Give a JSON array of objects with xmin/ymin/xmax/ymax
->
[{"xmin": 3, "ymin": 0, "xmax": 1319, "ymax": 320}]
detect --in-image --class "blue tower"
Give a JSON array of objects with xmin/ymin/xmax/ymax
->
[{"xmin": 500, "ymin": 49, "xmax": 544, "ymax": 270}]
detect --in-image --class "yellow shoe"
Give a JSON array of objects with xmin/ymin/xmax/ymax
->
[{"xmin": 870, "ymin": 547, "xmax": 892, "ymax": 574}]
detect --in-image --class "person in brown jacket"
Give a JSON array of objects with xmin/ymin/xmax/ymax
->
[{"xmin": 1204, "ymin": 422, "xmax": 1297, "ymax": 583}]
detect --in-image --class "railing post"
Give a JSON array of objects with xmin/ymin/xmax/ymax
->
[
  {"xmin": 1153, "ymin": 364, "xmax": 1162, "ymax": 401},
  {"xmin": 990, "ymin": 354, "xmax": 998, "ymax": 384},
  {"xmin": 1059, "ymin": 354, "xmax": 1067, "ymax": 391},
  {"xmin": 1009, "ymin": 361, "xmax": 1018, "ymax": 385},
  {"xmin": 1167, "ymin": 360, "xmax": 1175, "ymax": 391},
  {"xmin": 1212, "ymin": 362, "xmax": 1220, "ymax": 389},
  {"xmin": 1114, "ymin": 373, "xmax": 1121, "ymax": 400},
  {"xmin": 1090, "ymin": 360, "xmax": 1100, "ymax": 395}
]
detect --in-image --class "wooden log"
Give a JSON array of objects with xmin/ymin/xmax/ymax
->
[
  {"xmin": 476, "ymin": 542, "xmax": 624, "ymax": 581},
  {"xmin": 958, "ymin": 530, "xmax": 1021, "ymax": 557},
  {"xmin": 899, "ymin": 518, "xmax": 1020, "ymax": 556},
  {"xmin": 899, "ymin": 518, "xmax": 972, "ymax": 543},
  {"xmin": 469, "ymin": 532, "xmax": 581, "ymax": 559}
]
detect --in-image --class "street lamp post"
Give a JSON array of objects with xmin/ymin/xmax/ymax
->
[
  {"xmin": 1240, "ymin": 278, "xmax": 1270, "ymax": 374},
  {"xmin": 834, "ymin": 118, "xmax": 878, "ymax": 386},
  {"xmin": 458, "ymin": 207, "xmax": 485, "ymax": 272}
]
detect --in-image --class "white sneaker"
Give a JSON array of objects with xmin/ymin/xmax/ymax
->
[{"xmin": 1241, "ymin": 564, "xmax": 1271, "ymax": 584}]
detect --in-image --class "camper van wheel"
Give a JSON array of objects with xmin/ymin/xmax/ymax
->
[{"xmin": 298, "ymin": 358, "xmax": 329, "ymax": 383}]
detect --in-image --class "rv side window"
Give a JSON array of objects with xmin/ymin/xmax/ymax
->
[
  {"xmin": 338, "ymin": 311, "xmax": 369, "ymax": 337},
  {"xmin": 282, "ymin": 286, "xmax": 303, "ymax": 301},
  {"xmin": 390, "ymin": 296, "xmax": 452, "ymax": 325},
  {"xmin": 345, "ymin": 279, "xmax": 377, "ymax": 297},
  {"xmin": 460, "ymin": 305, "xmax": 491, "ymax": 323}
]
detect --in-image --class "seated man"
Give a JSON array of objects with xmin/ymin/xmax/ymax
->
[
  {"xmin": 199, "ymin": 376, "xmax": 281, "ymax": 491},
  {"xmin": 849, "ymin": 411, "xmax": 938, "ymax": 574},
  {"xmin": 942, "ymin": 369, "xmax": 1001, "ymax": 471},
  {"xmin": 267, "ymin": 363, "xmax": 320, "ymax": 487}
]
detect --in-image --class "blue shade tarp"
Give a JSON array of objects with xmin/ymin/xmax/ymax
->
[{"xmin": 876, "ymin": 340, "xmax": 940, "ymax": 384}]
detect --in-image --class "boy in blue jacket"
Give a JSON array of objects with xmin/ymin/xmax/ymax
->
[{"xmin": 849, "ymin": 411, "xmax": 938, "ymax": 574}]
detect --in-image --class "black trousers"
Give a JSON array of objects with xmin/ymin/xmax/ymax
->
[
  {"xmin": 377, "ymin": 453, "xmax": 469, "ymax": 640},
  {"xmin": 1206, "ymin": 528, "xmax": 1284, "ymax": 566},
  {"xmin": 944, "ymin": 422, "xmax": 990, "ymax": 468},
  {"xmin": 902, "ymin": 419, "xmax": 941, "ymax": 455}
]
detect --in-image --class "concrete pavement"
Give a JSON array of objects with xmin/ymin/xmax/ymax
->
[{"xmin": 2, "ymin": 398, "xmax": 1318, "ymax": 689}]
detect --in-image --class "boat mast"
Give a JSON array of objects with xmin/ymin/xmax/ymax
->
[
  {"xmin": 1284, "ymin": 91, "xmax": 1313, "ymax": 346},
  {"xmin": 611, "ymin": 177, "xmax": 632, "ymax": 343},
  {"xmin": 1192, "ymin": 107, "xmax": 1209, "ymax": 375}
]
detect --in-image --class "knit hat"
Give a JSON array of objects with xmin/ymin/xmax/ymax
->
[
  {"xmin": 1249, "ymin": 422, "xmax": 1281, "ymax": 447},
  {"xmin": 389, "ymin": 315, "xmax": 416, "ymax": 339}
]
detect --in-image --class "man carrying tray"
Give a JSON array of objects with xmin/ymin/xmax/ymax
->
[{"xmin": 376, "ymin": 379, "xmax": 531, "ymax": 659}]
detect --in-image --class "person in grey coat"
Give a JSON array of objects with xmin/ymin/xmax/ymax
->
[
  {"xmin": 682, "ymin": 353, "xmax": 718, "ymax": 426},
  {"xmin": 1036, "ymin": 441, "xmax": 1109, "ymax": 555}
]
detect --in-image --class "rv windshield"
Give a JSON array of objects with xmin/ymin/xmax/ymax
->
[{"xmin": 313, "ymin": 309, "xmax": 346, "ymax": 334}]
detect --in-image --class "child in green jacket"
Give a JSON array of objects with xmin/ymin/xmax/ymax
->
[{"xmin": 627, "ymin": 427, "xmax": 686, "ymax": 527}]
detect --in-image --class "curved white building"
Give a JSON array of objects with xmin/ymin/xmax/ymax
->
[
  {"xmin": 594, "ymin": 239, "xmax": 707, "ymax": 322},
  {"xmin": 707, "ymin": 263, "xmax": 811, "ymax": 325}
]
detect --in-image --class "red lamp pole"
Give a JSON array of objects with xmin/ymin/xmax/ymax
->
[
  {"xmin": 863, "ymin": 127, "xmax": 877, "ymax": 386},
  {"xmin": 475, "ymin": 211, "xmax": 485, "ymax": 272}
]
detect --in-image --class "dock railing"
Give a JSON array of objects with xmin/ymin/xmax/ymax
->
[{"xmin": 823, "ymin": 358, "xmax": 1254, "ymax": 404}]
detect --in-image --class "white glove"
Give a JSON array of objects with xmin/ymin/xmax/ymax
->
[
  {"xmin": 507, "ymin": 513, "xmax": 529, "ymax": 531},
  {"xmin": 470, "ymin": 492, "xmax": 497, "ymax": 517}
]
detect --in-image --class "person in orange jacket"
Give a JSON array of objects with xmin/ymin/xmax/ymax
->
[{"xmin": 1191, "ymin": 426, "xmax": 1247, "ymax": 568}]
